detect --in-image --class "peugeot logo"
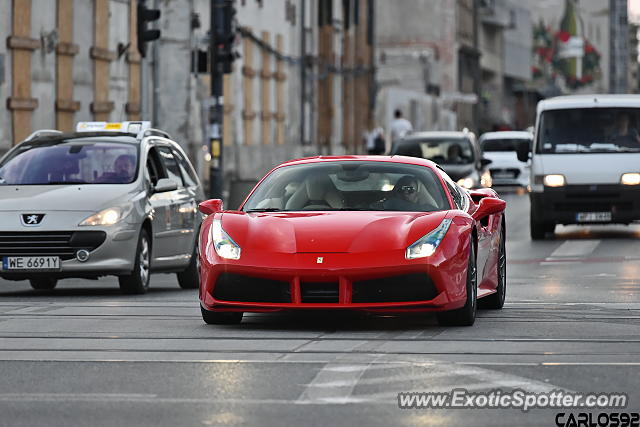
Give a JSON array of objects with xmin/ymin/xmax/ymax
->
[{"xmin": 21, "ymin": 214, "xmax": 45, "ymax": 226}]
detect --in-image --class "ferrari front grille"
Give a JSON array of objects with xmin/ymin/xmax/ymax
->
[
  {"xmin": 352, "ymin": 273, "xmax": 437, "ymax": 303},
  {"xmin": 213, "ymin": 273, "xmax": 291, "ymax": 303},
  {"xmin": 301, "ymin": 282, "xmax": 339, "ymax": 303}
]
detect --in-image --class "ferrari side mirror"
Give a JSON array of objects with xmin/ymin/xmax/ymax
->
[
  {"xmin": 199, "ymin": 199, "xmax": 223, "ymax": 215},
  {"xmin": 469, "ymin": 188, "xmax": 496, "ymax": 203},
  {"xmin": 472, "ymin": 197, "xmax": 506, "ymax": 221}
]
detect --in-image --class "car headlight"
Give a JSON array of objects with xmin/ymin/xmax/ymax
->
[
  {"xmin": 621, "ymin": 173, "xmax": 640, "ymax": 186},
  {"xmin": 209, "ymin": 218, "xmax": 241, "ymax": 260},
  {"xmin": 457, "ymin": 177, "xmax": 475, "ymax": 189},
  {"xmin": 79, "ymin": 206, "xmax": 132, "ymax": 226},
  {"xmin": 543, "ymin": 174, "xmax": 566, "ymax": 187},
  {"xmin": 480, "ymin": 170, "xmax": 492, "ymax": 188},
  {"xmin": 406, "ymin": 219, "xmax": 452, "ymax": 260}
]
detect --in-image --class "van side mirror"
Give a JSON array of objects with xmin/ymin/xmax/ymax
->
[
  {"xmin": 516, "ymin": 141, "xmax": 531, "ymax": 163},
  {"xmin": 199, "ymin": 199, "xmax": 223, "ymax": 215},
  {"xmin": 472, "ymin": 197, "xmax": 506, "ymax": 221}
]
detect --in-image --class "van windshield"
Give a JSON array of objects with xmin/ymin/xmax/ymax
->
[
  {"xmin": 537, "ymin": 108, "xmax": 640, "ymax": 154},
  {"xmin": 482, "ymin": 139, "xmax": 531, "ymax": 152}
]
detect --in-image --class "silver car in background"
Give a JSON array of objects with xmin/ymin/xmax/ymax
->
[{"xmin": 0, "ymin": 122, "xmax": 204, "ymax": 294}]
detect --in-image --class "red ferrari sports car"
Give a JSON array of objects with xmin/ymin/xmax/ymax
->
[{"xmin": 198, "ymin": 156, "xmax": 506, "ymax": 326}]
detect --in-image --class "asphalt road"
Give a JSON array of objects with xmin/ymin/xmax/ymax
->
[{"xmin": 0, "ymin": 189, "xmax": 639, "ymax": 426}]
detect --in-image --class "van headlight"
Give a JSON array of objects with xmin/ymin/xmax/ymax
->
[
  {"xmin": 209, "ymin": 219, "xmax": 241, "ymax": 260},
  {"xmin": 79, "ymin": 206, "xmax": 132, "ymax": 226},
  {"xmin": 543, "ymin": 174, "xmax": 566, "ymax": 187},
  {"xmin": 621, "ymin": 173, "xmax": 640, "ymax": 186},
  {"xmin": 406, "ymin": 219, "xmax": 452, "ymax": 259}
]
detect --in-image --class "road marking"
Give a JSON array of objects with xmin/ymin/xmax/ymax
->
[
  {"xmin": 540, "ymin": 261, "xmax": 581, "ymax": 266},
  {"xmin": 294, "ymin": 357, "xmax": 574, "ymax": 405},
  {"xmin": 296, "ymin": 359, "xmax": 378, "ymax": 404},
  {"xmin": 0, "ymin": 393, "xmax": 157, "ymax": 402},
  {"xmin": 550, "ymin": 240, "xmax": 600, "ymax": 258}
]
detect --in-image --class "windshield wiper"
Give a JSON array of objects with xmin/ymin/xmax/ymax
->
[{"xmin": 245, "ymin": 208, "xmax": 283, "ymax": 212}]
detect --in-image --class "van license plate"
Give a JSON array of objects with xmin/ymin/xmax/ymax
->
[
  {"xmin": 576, "ymin": 212, "xmax": 611, "ymax": 223},
  {"xmin": 2, "ymin": 256, "xmax": 61, "ymax": 271}
]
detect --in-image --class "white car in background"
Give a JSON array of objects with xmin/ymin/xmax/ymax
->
[{"xmin": 479, "ymin": 131, "xmax": 533, "ymax": 187}]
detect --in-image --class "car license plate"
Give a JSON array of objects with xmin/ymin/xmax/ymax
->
[
  {"xmin": 576, "ymin": 212, "xmax": 612, "ymax": 223},
  {"xmin": 2, "ymin": 256, "xmax": 61, "ymax": 271},
  {"xmin": 493, "ymin": 172, "xmax": 515, "ymax": 179}
]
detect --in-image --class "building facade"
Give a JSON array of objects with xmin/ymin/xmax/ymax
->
[{"xmin": 0, "ymin": 0, "xmax": 376, "ymax": 205}]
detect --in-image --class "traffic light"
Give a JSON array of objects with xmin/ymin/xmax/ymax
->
[
  {"xmin": 211, "ymin": 0, "xmax": 238, "ymax": 74},
  {"xmin": 137, "ymin": 0, "xmax": 161, "ymax": 58}
]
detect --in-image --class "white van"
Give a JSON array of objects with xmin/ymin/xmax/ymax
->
[{"xmin": 520, "ymin": 95, "xmax": 640, "ymax": 239}]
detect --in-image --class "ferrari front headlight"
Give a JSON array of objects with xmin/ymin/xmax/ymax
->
[
  {"xmin": 406, "ymin": 219, "xmax": 453, "ymax": 260},
  {"xmin": 209, "ymin": 218, "xmax": 241, "ymax": 260},
  {"xmin": 79, "ymin": 206, "xmax": 132, "ymax": 226}
]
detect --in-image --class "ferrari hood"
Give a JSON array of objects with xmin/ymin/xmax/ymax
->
[
  {"xmin": 220, "ymin": 210, "xmax": 450, "ymax": 254},
  {"xmin": 0, "ymin": 185, "xmax": 136, "ymax": 212}
]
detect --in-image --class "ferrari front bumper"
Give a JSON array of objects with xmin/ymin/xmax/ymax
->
[{"xmin": 199, "ymin": 248, "xmax": 469, "ymax": 313}]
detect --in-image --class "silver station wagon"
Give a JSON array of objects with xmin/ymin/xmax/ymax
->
[{"xmin": 0, "ymin": 122, "xmax": 204, "ymax": 294}]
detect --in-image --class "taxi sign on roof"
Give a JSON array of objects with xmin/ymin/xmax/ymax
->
[{"xmin": 76, "ymin": 121, "xmax": 151, "ymax": 134}]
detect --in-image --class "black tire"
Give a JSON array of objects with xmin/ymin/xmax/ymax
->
[
  {"xmin": 118, "ymin": 229, "xmax": 151, "ymax": 295},
  {"xmin": 530, "ymin": 211, "xmax": 555, "ymax": 240},
  {"xmin": 479, "ymin": 220, "xmax": 506, "ymax": 309},
  {"xmin": 29, "ymin": 277, "xmax": 57, "ymax": 290},
  {"xmin": 177, "ymin": 240, "xmax": 200, "ymax": 289},
  {"xmin": 437, "ymin": 241, "xmax": 477, "ymax": 326},
  {"xmin": 201, "ymin": 306, "xmax": 243, "ymax": 325}
]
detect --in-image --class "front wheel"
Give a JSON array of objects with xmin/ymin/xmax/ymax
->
[
  {"xmin": 118, "ymin": 229, "xmax": 151, "ymax": 294},
  {"xmin": 479, "ymin": 221, "xmax": 506, "ymax": 309},
  {"xmin": 177, "ymin": 240, "xmax": 200, "ymax": 289},
  {"xmin": 437, "ymin": 241, "xmax": 477, "ymax": 326},
  {"xmin": 201, "ymin": 306, "xmax": 243, "ymax": 325},
  {"xmin": 29, "ymin": 277, "xmax": 58, "ymax": 290}
]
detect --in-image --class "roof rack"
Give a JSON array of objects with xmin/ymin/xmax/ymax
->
[
  {"xmin": 25, "ymin": 130, "xmax": 63, "ymax": 142},
  {"xmin": 137, "ymin": 128, "xmax": 171, "ymax": 140}
]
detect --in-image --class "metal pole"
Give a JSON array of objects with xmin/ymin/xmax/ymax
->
[
  {"xmin": 209, "ymin": 0, "xmax": 224, "ymax": 199},
  {"xmin": 152, "ymin": 0, "xmax": 160, "ymax": 126},
  {"xmin": 299, "ymin": 0, "xmax": 306, "ymax": 145}
]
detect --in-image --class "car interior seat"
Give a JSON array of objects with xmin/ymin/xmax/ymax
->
[{"xmin": 285, "ymin": 174, "xmax": 344, "ymax": 210}]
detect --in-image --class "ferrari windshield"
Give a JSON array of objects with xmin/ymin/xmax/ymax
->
[
  {"xmin": 393, "ymin": 138, "xmax": 475, "ymax": 165},
  {"xmin": 243, "ymin": 161, "xmax": 450, "ymax": 212},
  {"xmin": 0, "ymin": 140, "xmax": 139, "ymax": 185},
  {"xmin": 537, "ymin": 108, "xmax": 640, "ymax": 153}
]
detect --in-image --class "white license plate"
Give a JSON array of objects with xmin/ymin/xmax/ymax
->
[
  {"xmin": 493, "ymin": 173, "xmax": 515, "ymax": 179},
  {"xmin": 576, "ymin": 212, "xmax": 612, "ymax": 223},
  {"xmin": 2, "ymin": 256, "xmax": 61, "ymax": 271}
]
